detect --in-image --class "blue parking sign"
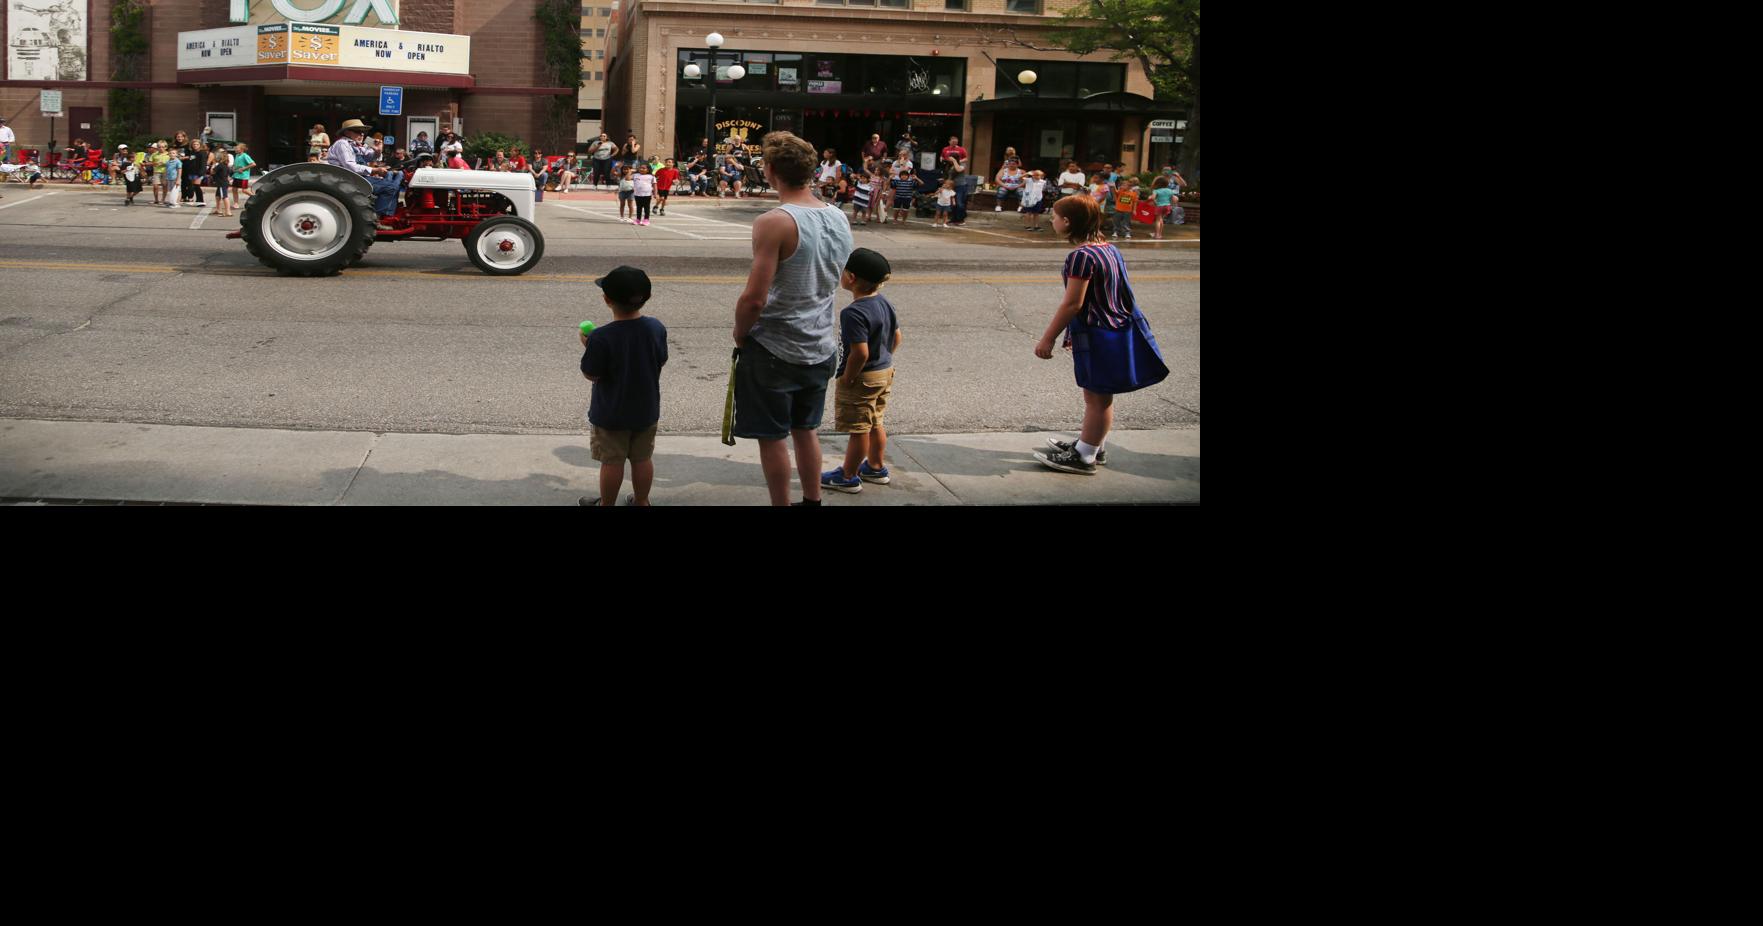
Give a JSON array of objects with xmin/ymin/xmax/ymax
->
[{"xmin": 380, "ymin": 87, "xmax": 403, "ymax": 116}]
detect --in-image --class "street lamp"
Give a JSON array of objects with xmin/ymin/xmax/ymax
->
[
  {"xmin": 688, "ymin": 32, "xmax": 747, "ymax": 170},
  {"xmin": 1018, "ymin": 69, "xmax": 1038, "ymax": 97}
]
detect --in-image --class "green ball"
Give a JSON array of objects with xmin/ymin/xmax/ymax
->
[{"xmin": 579, "ymin": 320, "xmax": 596, "ymax": 336}]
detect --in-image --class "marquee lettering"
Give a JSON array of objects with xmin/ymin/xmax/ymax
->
[{"xmin": 236, "ymin": 0, "xmax": 400, "ymax": 25}]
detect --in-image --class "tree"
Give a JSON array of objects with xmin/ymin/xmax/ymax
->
[
  {"xmin": 985, "ymin": 0, "xmax": 1200, "ymax": 184},
  {"xmin": 534, "ymin": 0, "xmax": 584, "ymax": 152}
]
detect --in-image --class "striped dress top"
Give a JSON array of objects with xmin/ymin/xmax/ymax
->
[
  {"xmin": 1063, "ymin": 243, "xmax": 1137, "ymax": 330},
  {"xmin": 751, "ymin": 202, "xmax": 855, "ymax": 365}
]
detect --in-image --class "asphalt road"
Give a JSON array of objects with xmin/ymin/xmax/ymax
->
[{"xmin": 0, "ymin": 185, "xmax": 1199, "ymax": 436}]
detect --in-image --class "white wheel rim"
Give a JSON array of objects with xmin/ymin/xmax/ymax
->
[
  {"xmin": 263, "ymin": 192, "xmax": 352, "ymax": 262},
  {"xmin": 477, "ymin": 225, "xmax": 535, "ymax": 268}
]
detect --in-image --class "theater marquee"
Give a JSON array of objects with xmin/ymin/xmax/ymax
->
[{"xmin": 180, "ymin": 23, "xmax": 468, "ymax": 75}]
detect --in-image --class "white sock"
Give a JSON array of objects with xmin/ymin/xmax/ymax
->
[{"xmin": 1076, "ymin": 440, "xmax": 1099, "ymax": 464}]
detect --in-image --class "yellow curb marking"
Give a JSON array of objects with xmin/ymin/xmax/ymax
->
[{"xmin": 0, "ymin": 260, "xmax": 1196, "ymax": 285}]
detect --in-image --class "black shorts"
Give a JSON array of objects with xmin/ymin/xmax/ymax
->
[{"xmin": 733, "ymin": 339, "xmax": 838, "ymax": 440}]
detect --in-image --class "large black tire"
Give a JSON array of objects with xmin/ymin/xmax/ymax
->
[
  {"xmin": 463, "ymin": 216, "xmax": 545, "ymax": 276},
  {"xmin": 239, "ymin": 164, "xmax": 376, "ymax": 277}
]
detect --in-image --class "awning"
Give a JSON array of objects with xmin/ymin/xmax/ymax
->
[
  {"xmin": 971, "ymin": 91, "xmax": 1182, "ymax": 117},
  {"xmin": 176, "ymin": 64, "xmax": 473, "ymax": 89}
]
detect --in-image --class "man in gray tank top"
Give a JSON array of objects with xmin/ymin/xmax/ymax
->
[{"xmin": 732, "ymin": 131, "xmax": 856, "ymax": 506}]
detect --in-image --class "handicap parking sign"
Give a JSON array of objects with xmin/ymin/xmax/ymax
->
[{"xmin": 380, "ymin": 87, "xmax": 403, "ymax": 116}]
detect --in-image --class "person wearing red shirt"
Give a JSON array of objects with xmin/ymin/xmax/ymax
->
[
  {"xmin": 654, "ymin": 158, "xmax": 681, "ymax": 215},
  {"xmin": 508, "ymin": 150, "xmax": 528, "ymax": 172},
  {"xmin": 939, "ymin": 136, "xmax": 968, "ymax": 176}
]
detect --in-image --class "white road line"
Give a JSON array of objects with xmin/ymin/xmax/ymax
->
[
  {"xmin": 0, "ymin": 191, "xmax": 58, "ymax": 211},
  {"xmin": 189, "ymin": 209, "xmax": 211, "ymax": 230},
  {"xmin": 566, "ymin": 204, "xmax": 758, "ymax": 229},
  {"xmin": 552, "ymin": 203, "xmax": 709, "ymax": 240},
  {"xmin": 944, "ymin": 224, "xmax": 1037, "ymax": 242},
  {"xmin": 654, "ymin": 210, "xmax": 765, "ymax": 230}
]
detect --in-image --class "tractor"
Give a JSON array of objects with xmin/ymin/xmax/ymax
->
[{"xmin": 231, "ymin": 161, "xmax": 544, "ymax": 276}]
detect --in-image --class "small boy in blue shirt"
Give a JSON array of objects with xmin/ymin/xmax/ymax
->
[
  {"xmin": 822, "ymin": 248, "xmax": 902, "ymax": 494},
  {"xmin": 578, "ymin": 266, "xmax": 668, "ymax": 507},
  {"xmin": 162, "ymin": 153, "xmax": 182, "ymax": 208}
]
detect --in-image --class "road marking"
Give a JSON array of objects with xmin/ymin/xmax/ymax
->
[
  {"xmin": 0, "ymin": 191, "xmax": 58, "ymax": 211},
  {"xmin": 0, "ymin": 259, "xmax": 177, "ymax": 274},
  {"xmin": 0, "ymin": 258, "xmax": 1196, "ymax": 284},
  {"xmin": 189, "ymin": 209, "xmax": 212, "ymax": 230},
  {"xmin": 552, "ymin": 203, "xmax": 708, "ymax": 240}
]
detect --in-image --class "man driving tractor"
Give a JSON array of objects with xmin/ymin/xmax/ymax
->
[{"xmin": 325, "ymin": 118, "xmax": 403, "ymax": 230}]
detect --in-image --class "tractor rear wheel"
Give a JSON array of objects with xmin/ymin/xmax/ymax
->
[{"xmin": 240, "ymin": 167, "xmax": 376, "ymax": 277}]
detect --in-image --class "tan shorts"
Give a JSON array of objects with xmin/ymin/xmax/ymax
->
[
  {"xmin": 590, "ymin": 424, "xmax": 658, "ymax": 465},
  {"xmin": 833, "ymin": 368, "xmax": 895, "ymax": 433}
]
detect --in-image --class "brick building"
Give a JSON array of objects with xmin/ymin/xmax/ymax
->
[
  {"xmin": 602, "ymin": 0, "xmax": 1183, "ymax": 183},
  {"xmin": 2, "ymin": 1, "xmax": 578, "ymax": 168},
  {"xmin": 578, "ymin": 1, "xmax": 613, "ymax": 143}
]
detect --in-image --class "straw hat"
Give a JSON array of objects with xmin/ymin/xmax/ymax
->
[{"xmin": 339, "ymin": 119, "xmax": 372, "ymax": 134}]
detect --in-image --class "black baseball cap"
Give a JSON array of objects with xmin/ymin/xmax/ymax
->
[
  {"xmin": 595, "ymin": 266, "xmax": 651, "ymax": 307},
  {"xmin": 845, "ymin": 248, "xmax": 891, "ymax": 286}
]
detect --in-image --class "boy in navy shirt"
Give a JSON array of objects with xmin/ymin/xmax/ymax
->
[
  {"xmin": 822, "ymin": 248, "xmax": 902, "ymax": 494},
  {"xmin": 579, "ymin": 266, "xmax": 668, "ymax": 506}
]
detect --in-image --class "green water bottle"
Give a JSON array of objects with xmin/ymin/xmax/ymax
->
[{"xmin": 579, "ymin": 320, "xmax": 596, "ymax": 337}]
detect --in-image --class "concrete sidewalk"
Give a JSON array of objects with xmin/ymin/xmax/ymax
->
[{"xmin": 0, "ymin": 418, "xmax": 1199, "ymax": 506}]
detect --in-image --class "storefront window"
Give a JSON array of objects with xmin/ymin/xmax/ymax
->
[
  {"xmin": 994, "ymin": 60, "xmax": 1123, "ymax": 99},
  {"xmin": 679, "ymin": 49, "xmax": 772, "ymax": 91}
]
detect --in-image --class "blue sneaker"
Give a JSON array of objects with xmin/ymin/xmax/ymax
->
[
  {"xmin": 858, "ymin": 462, "xmax": 891, "ymax": 484},
  {"xmin": 821, "ymin": 468, "xmax": 863, "ymax": 494}
]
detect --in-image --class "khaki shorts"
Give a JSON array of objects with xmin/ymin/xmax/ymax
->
[
  {"xmin": 590, "ymin": 424, "xmax": 658, "ymax": 465},
  {"xmin": 833, "ymin": 368, "xmax": 895, "ymax": 433}
]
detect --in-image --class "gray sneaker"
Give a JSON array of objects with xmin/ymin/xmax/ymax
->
[
  {"xmin": 1044, "ymin": 438, "xmax": 1107, "ymax": 466},
  {"xmin": 1034, "ymin": 446, "xmax": 1097, "ymax": 475}
]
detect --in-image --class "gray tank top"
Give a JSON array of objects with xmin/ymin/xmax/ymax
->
[{"xmin": 750, "ymin": 202, "xmax": 853, "ymax": 365}]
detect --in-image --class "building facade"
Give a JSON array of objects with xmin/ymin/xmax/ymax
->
[
  {"xmin": 2, "ymin": 1, "xmax": 579, "ymax": 167},
  {"xmin": 602, "ymin": 0, "xmax": 1181, "ymax": 183},
  {"xmin": 577, "ymin": 1, "xmax": 613, "ymax": 144}
]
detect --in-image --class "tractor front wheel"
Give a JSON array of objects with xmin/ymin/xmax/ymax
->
[{"xmin": 464, "ymin": 216, "xmax": 545, "ymax": 276}]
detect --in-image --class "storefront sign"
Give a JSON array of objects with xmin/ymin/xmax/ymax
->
[
  {"xmin": 807, "ymin": 80, "xmax": 842, "ymax": 94},
  {"xmin": 1039, "ymin": 130, "xmax": 1063, "ymax": 159},
  {"xmin": 257, "ymin": 24, "xmax": 289, "ymax": 63},
  {"xmin": 1148, "ymin": 119, "xmax": 1177, "ymax": 130},
  {"xmin": 1151, "ymin": 134, "xmax": 1174, "ymax": 143},
  {"xmin": 777, "ymin": 67, "xmax": 798, "ymax": 85},
  {"xmin": 714, "ymin": 119, "xmax": 764, "ymax": 154},
  {"xmin": 180, "ymin": 26, "xmax": 256, "ymax": 70},
  {"xmin": 290, "ymin": 23, "xmax": 342, "ymax": 64},
  {"xmin": 231, "ymin": 0, "xmax": 400, "ymax": 27},
  {"xmin": 182, "ymin": 23, "xmax": 469, "ymax": 74}
]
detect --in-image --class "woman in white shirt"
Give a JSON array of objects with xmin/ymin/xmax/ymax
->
[
  {"xmin": 816, "ymin": 149, "xmax": 843, "ymax": 200},
  {"xmin": 308, "ymin": 124, "xmax": 331, "ymax": 159}
]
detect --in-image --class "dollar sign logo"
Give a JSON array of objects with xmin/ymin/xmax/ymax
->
[{"xmin": 308, "ymin": 36, "xmax": 323, "ymax": 52}]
